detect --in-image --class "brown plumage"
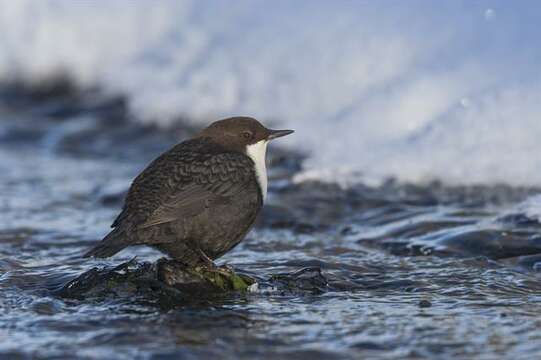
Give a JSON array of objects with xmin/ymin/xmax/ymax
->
[{"xmin": 83, "ymin": 116, "xmax": 293, "ymax": 266}]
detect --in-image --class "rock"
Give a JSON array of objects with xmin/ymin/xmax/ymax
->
[
  {"xmin": 156, "ymin": 258, "xmax": 256, "ymax": 295},
  {"xmin": 268, "ymin": 267, "xmax": 328, "ymax": 294},
  {"xmin": 57, "ymin": 258, "xmax": 165, "ymax": 301},
  {"xmin": 56, "ymin": 258, "xmax": 328, "ymax": 306},
  {"xmin": 57, "ymin": 258, "xmax": 256, "ymax": 305}
]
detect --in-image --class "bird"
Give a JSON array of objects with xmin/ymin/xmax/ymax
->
[{"xmin": 83, "ymin": 116, "xmax": 294, "ymax": 267}]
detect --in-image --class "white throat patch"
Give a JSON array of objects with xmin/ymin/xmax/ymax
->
[{"xmin": 246, "ymin": 140, "xmax": 268, "ymax": 201}]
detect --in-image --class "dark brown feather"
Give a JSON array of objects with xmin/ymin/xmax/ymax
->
[{"xmin": 87, "ymin": 136, "xmax": 262, "ymax": 264}]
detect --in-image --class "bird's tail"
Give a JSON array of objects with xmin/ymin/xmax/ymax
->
[{"xmin": 83, "ymin": 228, "xmax": 129, "ymax": 258}]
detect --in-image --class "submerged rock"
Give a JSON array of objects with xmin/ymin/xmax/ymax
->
[{"xmin": 268, "ymin": 267, "xmax": 328, "ymax": 294}]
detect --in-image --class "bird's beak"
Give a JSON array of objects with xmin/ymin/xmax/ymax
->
[{"xmin": 267, "ymin": 129, "xmax": 294, "ymax": 140}]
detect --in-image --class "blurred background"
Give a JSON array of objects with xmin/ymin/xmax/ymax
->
[
  {"xmin": 2, "ymin": 0, "xmax": 541, "ymax": 185},
  {"xmin": 3, "ymin": 1, "xmax": 541, "ymax": 359}
]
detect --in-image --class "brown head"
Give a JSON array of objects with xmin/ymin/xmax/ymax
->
[{"xmin": 198, "ymin": 116, "xmax": 294, "ymax": 153}]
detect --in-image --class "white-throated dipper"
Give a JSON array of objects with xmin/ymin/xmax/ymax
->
[{"xmin": 84, "ymin": 116, "xmax": 293, "ymax": 266}]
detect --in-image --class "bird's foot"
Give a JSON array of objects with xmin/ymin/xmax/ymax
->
[{"xmin": 197, "ymin": 249, "xmax": 217, "ymax": 270}]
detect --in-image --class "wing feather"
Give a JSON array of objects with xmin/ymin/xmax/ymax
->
[{"xmin": 111, "ymin": 138, "xmax": 256, "ymax": 235}]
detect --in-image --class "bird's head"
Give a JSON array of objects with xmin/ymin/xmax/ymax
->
[{"xmin": 199, "ymin": 116, "xmax": 294, "ymax": 154}]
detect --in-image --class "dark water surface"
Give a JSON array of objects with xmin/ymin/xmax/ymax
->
[{"xmin": 2, "ymin": 88, "xmax": 541, "ymax": 359}]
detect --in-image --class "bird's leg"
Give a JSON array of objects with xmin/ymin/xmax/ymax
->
[
  {"xmin": 196, "ymin": 249, "xmax": 235, "ymax": 278},
  {"xmin": 197, "ymin": 248, "xmax": 217, "ymax": 269}
]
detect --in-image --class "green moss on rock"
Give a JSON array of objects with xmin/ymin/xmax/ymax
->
[{"xmin": 157, "ymin": 259, "xmax": 256, "ymax": 294}]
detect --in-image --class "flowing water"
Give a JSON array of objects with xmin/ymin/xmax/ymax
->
[{"xmin": 2, "ymin": 88, "xmax": 541, "ymax": 359}]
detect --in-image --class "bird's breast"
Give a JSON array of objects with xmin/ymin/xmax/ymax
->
[{"xmin": 245, "ymin": 140, "xmax": 268, "ymax": 201}]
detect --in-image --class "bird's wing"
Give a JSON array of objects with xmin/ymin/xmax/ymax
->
[
  {"xmin": 112, "ymin": 139, "xmax": 257, "ymax": 232},
  {"xmin": 138, "ymin": 175, "xmax": 250, "ymax": 228}
]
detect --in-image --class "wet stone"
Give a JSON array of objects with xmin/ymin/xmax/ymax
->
[
  {"xmin": 57, "ymin": 259, "xmax": 160, "ymax": 301},
  {"xmin": 56, "ymin": 259, "xmax": 328, "ymax": 306},
  {"xmin": 156, "ymin": 259, "xmax": 256, "ymax": 296},
  {"xmin": 268, "ymin": 267, "xmax": 328, "ymax": 294}
]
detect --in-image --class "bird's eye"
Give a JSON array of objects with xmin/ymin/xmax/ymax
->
[{"xmin": 242, "ymin": 131, "xmax": 252, "ymax": 139}]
